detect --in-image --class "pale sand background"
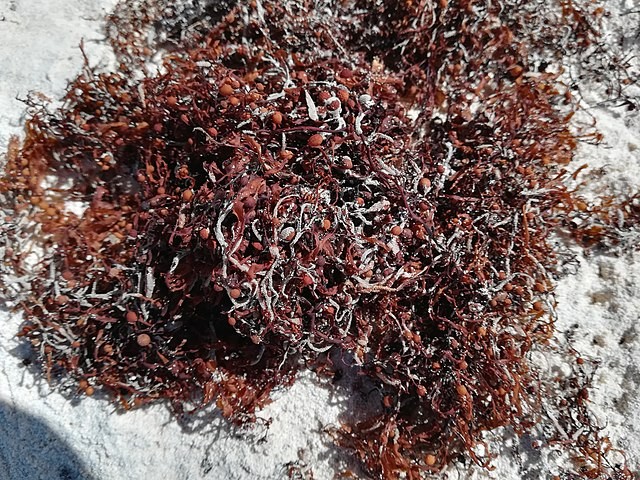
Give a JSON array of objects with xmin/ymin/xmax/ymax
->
[{"xmin": 1, "ymin": 1, "xmax": 638, "ymax": 479}]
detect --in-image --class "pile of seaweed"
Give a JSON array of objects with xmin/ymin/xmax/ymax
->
[{"xmin": 1, "ymin": 1, "xmax": 637, "ymax": 478}]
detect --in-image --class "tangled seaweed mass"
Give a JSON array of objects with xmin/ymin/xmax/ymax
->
[{"xmin": 1, "ymin": 0, "xmax": 638, "ymax": 478}]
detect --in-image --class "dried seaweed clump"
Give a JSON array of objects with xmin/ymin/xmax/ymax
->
[{"xmin": 0, "ymin": 1, "xmax": 636, "ymax": 479}]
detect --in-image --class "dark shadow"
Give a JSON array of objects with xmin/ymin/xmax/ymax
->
[{"xmin": 0, "ymin": 400, "xmax": 94, "ymax": 480}]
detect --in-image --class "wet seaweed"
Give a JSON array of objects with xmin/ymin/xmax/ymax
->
[{"xmin": 1, "ymin": 1, "xmax": 637, "ymax": 478}]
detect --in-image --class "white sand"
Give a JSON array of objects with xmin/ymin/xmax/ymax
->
[{"xmin": 0, "ymin": 1, "xmax": 638, "ymax": 479}]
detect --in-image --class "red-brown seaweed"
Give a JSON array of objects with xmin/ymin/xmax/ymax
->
[{"xmin": 1, "ymin": 1, "xmax": 637, "ymax": 478}]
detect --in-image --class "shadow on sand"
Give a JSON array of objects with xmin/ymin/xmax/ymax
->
[{"xmin": 0, "ymin": 400, "xmax": 93, "ymax": 480}]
